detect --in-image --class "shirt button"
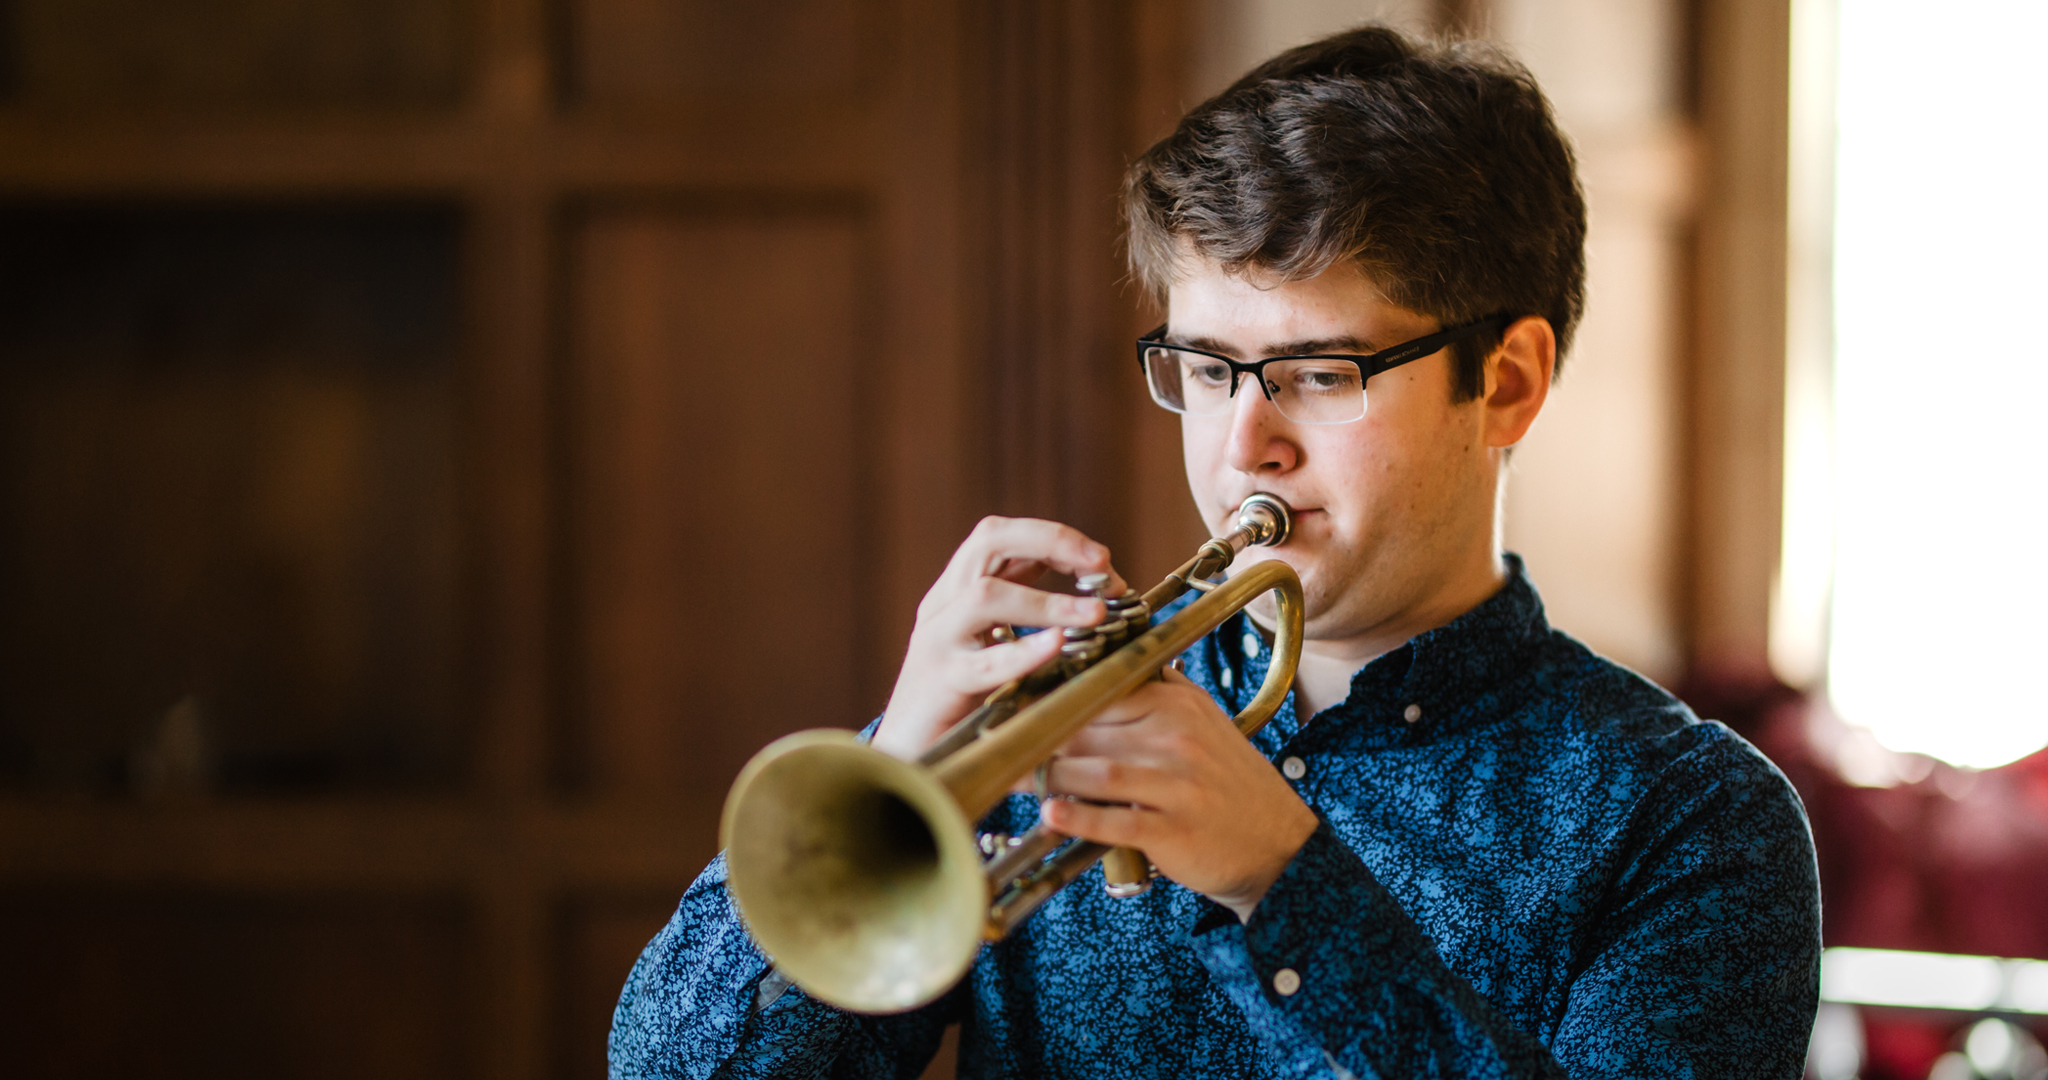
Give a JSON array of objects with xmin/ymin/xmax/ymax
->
[
  {"xmin": 1403, "ymin": 703, "xmax": 1423, "ymax": 723},
  {"xmin": 1273, "ymin": 968, "xmax": 1302, "ymax": 996},
  {"xmin": 1242, "ymin": 631, "xmax": 1261, "ymax": 657},
  {"xmin": 1220, "ymin": 668, "xmax": 1234, "ymax": 689},
  {"xmin": 1281, "ymin": 756, "xmax": 1307, "ymax": 780}
]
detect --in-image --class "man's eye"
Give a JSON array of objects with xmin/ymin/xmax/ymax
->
[
  {"xmin": 1291, "ymin": 367, "xmax": 1360, "ymax": 395},
  {"xmin": 1186, "ymin": 361, "xmax": 1232, "ymax": 386}
]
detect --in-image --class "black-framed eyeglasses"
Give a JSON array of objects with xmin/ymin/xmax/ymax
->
[{"xmin": 1136, "ymin": 315, "xmax": 1507, "ymax": 425}]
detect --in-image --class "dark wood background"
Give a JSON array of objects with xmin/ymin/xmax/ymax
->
[{"xmin": 0, "ymin": 2, "xmax": 1200, "ymax": 1076}]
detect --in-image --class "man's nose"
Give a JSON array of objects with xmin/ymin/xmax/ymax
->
[{"xmin": 1223, "ymin": 378, "xmax": 1299, "ymax": 475}]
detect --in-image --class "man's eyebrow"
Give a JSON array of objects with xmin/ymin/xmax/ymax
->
[
  {"xmin": 1267, "ymin": 336, "xmax": 1374, "ymax": 356},
  {"xmin": 1163, "ymin": 333, "xmax": 1376, "ymax": 357}
]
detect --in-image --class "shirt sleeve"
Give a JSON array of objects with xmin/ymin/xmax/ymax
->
[
  {"xmin": 1185, "ymin": 735, "xmax": 1821, "ymax": 1080},
  {"xmin": 1550, "ymin": 736, "xmax": 1822, "ymax": 1079},
  {"xmin": 607, "ymin": 852, "xmax": 961, "ymax": 1080}
]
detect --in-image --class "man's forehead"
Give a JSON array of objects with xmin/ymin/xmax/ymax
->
[
  {"xmin": 1165, "ymin": 247, "xmax": 1385, "ymax": 295},
  {"xmin": 1163, "ymin": 255, "xmax": 1427, "ymax": 354}
]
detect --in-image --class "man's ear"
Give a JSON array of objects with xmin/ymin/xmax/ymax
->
[{"xmin": 1482, "ymin": 316, "xmax": 1556, "ymax": 448}]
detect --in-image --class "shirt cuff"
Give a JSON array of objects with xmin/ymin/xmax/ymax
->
[
  {"xmin": 1240, "ymin": 817, "xmax": 1395, "ymax": 974},
  {"xmin": 1191, "ymin": 819, "xmax": 1381, "ymax": 975},
  {"xmin": 1184, "ymin": 819, "xmax": 1417, "ymax": 1062}
]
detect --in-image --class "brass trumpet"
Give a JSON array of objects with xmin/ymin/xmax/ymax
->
[{"xmin": 720, "ymin": 494, "xmax": 1304, "ymax": 1013}]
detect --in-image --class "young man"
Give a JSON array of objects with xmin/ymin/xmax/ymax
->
[{"xmin": 612, "ymin": 26, "xmax": 1820, "ymax": 1079}]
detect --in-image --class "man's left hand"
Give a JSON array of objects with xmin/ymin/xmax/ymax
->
[{"xmin": 1037, "ymin": 668, "xmax": 1320, "ymax": 921}]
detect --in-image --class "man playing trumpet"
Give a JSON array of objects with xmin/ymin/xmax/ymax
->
[{"xmin": 614, "ymin": 24, "xmax": 1821, "ymax": 1079}]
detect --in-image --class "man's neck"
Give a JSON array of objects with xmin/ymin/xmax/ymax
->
[{"xmin": 1290, "ymin": 552, "xmax": 1507, "ymax": 719}]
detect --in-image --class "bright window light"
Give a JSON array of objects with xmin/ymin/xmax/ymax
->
[
  {"xmin": 1820, "ymin": 948, "xmax": 2048, "ymax": 1014},
  {"xmin": 1825, "ymin": 0, "xmax": 2048, "ymax": 770},
  {"xmin": 2013, "ymin": 961, "xmax": 2048, "ymax": 1014}
]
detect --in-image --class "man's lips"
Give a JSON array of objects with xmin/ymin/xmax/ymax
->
[
  {"xmin": 1222, "ymin": 504, "xmax": 1320, "ymax": 527},
  {"xmin": 1232, "ymin": 498, "xmax": 1319, "ymax": 514},
  {"xmin": 1220, "ymin": 499, "xmax": 1320, "ymax": 538}
]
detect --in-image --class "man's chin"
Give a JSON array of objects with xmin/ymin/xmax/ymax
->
[{"xmin": 1231, "ymin": 556, "xmax": 1340, "ymax": 631}]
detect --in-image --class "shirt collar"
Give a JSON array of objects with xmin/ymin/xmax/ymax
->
[
  {"xmin": 1161, "ymin": 552, "xmax": 1551, "ymax": 746},
  {"xmin": 1376, "ymin": 553, "xmax": 1548, "ymax": 721}
]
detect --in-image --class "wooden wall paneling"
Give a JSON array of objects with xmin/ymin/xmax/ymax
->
[
  {"xmin": 566, "ymin": 207, "xmax": 870, "ymax": 803},
  {"xmin": 1124, "ymin": 0, "xmax": 1208, "ymax": 583},
  {"xmin": 965, "ymin": 0, "xmax": 1209, "ymax": 588},
  {"xmin": 478, "ymin": 0, "xmax": 553, "ymax": 117},
  {"xmin": 0, "ymin": 800, "xmax": 714, "ymax": 897},
  {"xmin": 866, "ymin": 0, "xmax": 972, "ymax": 681},
  {"xmin": 468, "ymin": 6, "xmax": 561, "ymax": 1073},
  {"xmin": 0, "ymin": 114, "xmax": 880, "ymax": 198},
  {"xmin": 0, "ymin": 888, "xmax": 474, "ymax": 1080},
  {"xmin": 4, "ymin": 0, "xmax": 469, "ymax": 110},
  {"xmin": 1051, "ymin": 2, "xmax": 1144, "ymax": 568},
  {"xmin": 470, "ymin": 187, "xmax": 556, "ymax": 803},
  {"xmin": 0, "ymin": 0, "xmax": 1197, "ymax": 1076},
  {"xmin": 466, "ymin": 0, "xmax": 556, "ymax": 805},
  {"xmin": 1688, "ymin": 0, "xmax": 1790, "ymax": 675},
  {"xmin": 967, "ymin": 0, "xmax": 1146, "ymax": 571},
  {"xmin": 468, "ymin": 191, "xmax": 556, "ymax": 1080},
  {"xmin": 0, "ymin": 204, "xmax": 465, "ymax": 797},
  {"xmin": 565, "ymin": 0, "xmax": 876, "ymax": 106}
]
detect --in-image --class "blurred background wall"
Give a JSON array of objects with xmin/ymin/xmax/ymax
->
[{"xmin": 0, "ymin": 2, "xmax": 2038, "ymax": 1079}]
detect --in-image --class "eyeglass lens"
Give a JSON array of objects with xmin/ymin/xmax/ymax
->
[{"xmin": 1142, "ymin": 347, "xmax": 1368, "ymax": 425}]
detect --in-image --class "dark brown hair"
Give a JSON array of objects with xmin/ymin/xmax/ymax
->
[{"xmin": 1124, "ymin": 25, "xmax": 1587, "ymax": 397}]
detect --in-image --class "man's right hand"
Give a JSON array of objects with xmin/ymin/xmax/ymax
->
[{"xmin": 871, "ymin": 517, "xmax": 1123, "ymax": 760}]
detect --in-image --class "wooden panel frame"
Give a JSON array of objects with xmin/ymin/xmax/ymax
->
[
  {"xmin": 548, "ymin": 192, "xmax": 887, "ymax": 798},
  {"xmin": 555, "ymin": 0, "xmax": 890, "ymax": 110}
]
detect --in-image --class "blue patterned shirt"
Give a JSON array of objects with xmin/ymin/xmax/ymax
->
[{"xmin": 611, "ymin": 555, "xmax": 1821, "ymax": 1078}]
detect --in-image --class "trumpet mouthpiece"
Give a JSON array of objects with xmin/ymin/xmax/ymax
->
[{"xmin": 1236, "ymin": 494, "xmax": 1292, "ymax": 548}]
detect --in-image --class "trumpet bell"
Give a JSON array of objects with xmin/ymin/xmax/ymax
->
[{"xmin": 720, "ymin": 729, "xmax": 986, "ymax": 1013}]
